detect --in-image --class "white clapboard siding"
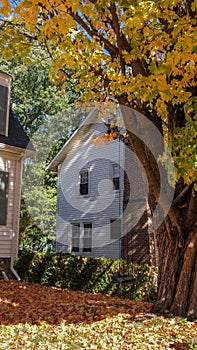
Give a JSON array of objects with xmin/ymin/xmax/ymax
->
[
  {"xmin": 56, "ymin": 120, "xmax": 125, "ymax": 259},
  {"xmin": 0, "ymin": 149, "xmax": 23, "ymax": 258}
]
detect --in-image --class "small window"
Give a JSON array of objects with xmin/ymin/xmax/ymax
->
[
  {"xmin": 71, "ymin": 223, "xmax": 80, "ymax": 252},
  {"xmin": 112, "ymin": 164, "xmax": 120, "ymax": 190},
  {"xmin": 0, "ymin": 85, "xmax": 9, "ymax": 136},
  {"xmin": 80, "ymin": 170, "xmax": 89, "ymax": 195},
  {"xmin": 83, "ymin": 222, "xmax": 92, "ymax": 252},
  {"xmin": 110, "ymin": 219, "xmax": 121, "ymax": 240},
  {"xmin": 0, "ymin": 72, "xmax": 11, "ymax": 137},
  {"xmin": 0, "ymin": 171, "xmax": 9, "ymax": 225}
]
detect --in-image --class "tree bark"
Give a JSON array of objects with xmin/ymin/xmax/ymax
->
[
  {"xmin": 121, "ymin": 103, "xmax": 197, "ymax": 321},
  {"xmin": 154, "ymin": 221, "xmax": 197, "ymax": 321}
]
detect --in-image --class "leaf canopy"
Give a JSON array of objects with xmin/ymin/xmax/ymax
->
[{"xmin": 0, "ymin": 0, "xmax": 196, "ymax": 183}]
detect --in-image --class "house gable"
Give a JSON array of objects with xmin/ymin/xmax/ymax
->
[
  {"xmin": 47, "ymin": 108, "xmax": 99, "ymax": 171},
  {"xmin": 0, "ymin": 110, "xmax": 34, "ymax": 153}
]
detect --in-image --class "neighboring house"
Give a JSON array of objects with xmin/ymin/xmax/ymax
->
[
  {"xmin": 48, "ymin": 108, "xmax": 156, "ymax": 265},
  {"xmin": 0, "ymin": 71, "xmax": 34, "ymax": 279}
]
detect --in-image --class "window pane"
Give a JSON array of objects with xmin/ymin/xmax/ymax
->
[
  {"xmin": 0, "ymin": 171, "xmax": 9, "ymax": 225},
  {"xmin": 113, "ymin": 165, "xmax": 119, "ymax": 178},
  {"xmin": 80, "ymin": 171, "xmax": 88, "ymax": 184},
  {"xmin": 110, "ymin": 219, "xmax": 121, "ymax": 240},
  {"xmin": 84, "ymin": 223, "xmax": 92, "ymax": 237},
  {"xmin": 71, "ymin": 239, "xmax": 80, "ymax": 252},
  {"xmin": 112, "ymin": 164, "xmax": 120, "ymax": 190},
  {"xmin": 71, "ymin": 223, "xmax": 80, "ymax": 252},
  {"xmin": 0, "ymin": 85, "xmax": 8, "ymax": 136},
  {"xmin": 72, "ymin": 223, "xmax": 80, "ymax": 237},
  {"xmin": 80, "ymin": 183, "xmax": 88, "ymax": 195},
  {"xmin": 83, "ymin": 238, "xmax": 91, "ymax": 252},
  {"xmin": 83, "ymin": 222, "xmax": 92, "ymax": 252},
  {"xmin": 80, "ymin": 170, "xmax": 89, "ymax": 195},
  {"xmin": 113, "ymin": 177, "xmax": 119, "ymax": 190}
]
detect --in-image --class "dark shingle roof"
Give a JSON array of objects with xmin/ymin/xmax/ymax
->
[{"xmin": 0, "ymin": 110, "xmax": 34, "ymax": 151}]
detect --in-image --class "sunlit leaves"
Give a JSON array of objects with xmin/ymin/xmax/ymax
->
[
  {"xmin": 161, "ymin": 97, "xmax": 197, "ymax": 184},
  {"xmin": 0, "ymin": 0, "xmax": 11, "ymax": 16},
  {"xmin": 0, "ymin": 0, "xmax": 197, "ymax": 183},
  {"xmin": 0, "ymin": 281, "xmax": 196, "ymax": 349}
]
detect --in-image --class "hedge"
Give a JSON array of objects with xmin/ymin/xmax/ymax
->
[{"xmin": 14, "ymin": 249, "xmax": 158, "ymax": 302}]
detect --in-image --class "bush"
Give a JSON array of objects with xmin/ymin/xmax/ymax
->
[{"xmin": 14, "ymin": 249, "xmax": 157, "ymax": 302}]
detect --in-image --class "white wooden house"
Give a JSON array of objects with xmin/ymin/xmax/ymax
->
[
  {"xmin": 48, "ymin": 108, "xmax": 154, "ymax": 264},
  {"xmin": 0, "ymin": 71, "xmax": 34, "ymax": 279}
]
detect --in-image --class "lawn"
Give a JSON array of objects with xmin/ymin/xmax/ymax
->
[{"xmin": 0, "ymin": 281, "xmax": 196, "ymax": 349}]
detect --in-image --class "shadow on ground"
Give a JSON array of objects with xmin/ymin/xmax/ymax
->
[{"xmin": 0, "ymin": 280, "xmax": 152, "ymax": 325}]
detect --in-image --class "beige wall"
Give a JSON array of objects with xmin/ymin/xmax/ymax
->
[{"xmin": 0, "ymin": 146, "xmax": 24, "ymax": 258}]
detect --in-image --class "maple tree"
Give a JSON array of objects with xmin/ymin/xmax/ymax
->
[{"xmin": 0, "ymin": 0, "xmax": 196, "ymax": 320}]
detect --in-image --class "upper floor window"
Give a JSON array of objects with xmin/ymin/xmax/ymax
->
[
  {"xmin": 79, "ymin": 169, "xmax": 89, "ymax": 195},
  {"xmin": 0, "ymin": 72, "xmax": 11, "ymax": 137},
  {"xmin": 112, "ymin": 164, "xmax": 120, "ymax": 190},
  {"xmin": 0, "ymin": 171, "xmax": 9, "ymax": 225}
]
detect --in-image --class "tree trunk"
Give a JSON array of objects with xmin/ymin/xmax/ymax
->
[
  {"xmin": 153, "ymin": 215, "xmax": 197, "ymax": 321},
  {"xmin": 121, "ymin": 103, "xmax": 197, "ymax": 321}
]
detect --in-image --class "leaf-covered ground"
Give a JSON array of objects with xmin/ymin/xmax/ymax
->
[{"xmin": 0, "ymin": 281, "xmax": 196, "ymax": 349}]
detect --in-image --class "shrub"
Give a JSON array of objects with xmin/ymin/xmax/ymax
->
[{"xmin": 14, "ymin": 249, "xmax": 157, "ymax": 302}]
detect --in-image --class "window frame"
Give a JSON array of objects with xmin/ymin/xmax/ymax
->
[
  {"xmin": 79, "ymin": 169, "xmax": 89, "ymax": 196},
  {"xmin": 71, "ymin": 222, "xmax": 80, "ymax": 252},
  {"xmin": 71, "ymin": 222, "xmax": 92, "ymax": 253},
  {"xmin": 0, "ymin": 74, "xmax": 11, "ymax": 137},
  {"xmin": 0, "ymin": 171, "xmax": 9, "ymax": 226},
  {"xmin": 112, "ymin": 163, "xmax": 120, "ymax": 191},
  {"xmin": 83, "ymin": 222, "xmax": 92, "ymax": 252}
]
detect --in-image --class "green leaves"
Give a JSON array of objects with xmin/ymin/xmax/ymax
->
[{"xmin": 169, "ymin": 99, "xmax": 197, "ymax": 184}]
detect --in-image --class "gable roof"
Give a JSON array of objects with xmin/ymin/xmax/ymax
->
[
  {"xmin": 47, "ymin": 108, "xmax": 99, "ymax": 171},
  {"xmin": 0, "ymin": 109, "xmax": 35, "ymax": 153}
]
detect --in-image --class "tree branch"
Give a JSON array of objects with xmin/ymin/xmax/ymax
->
[
  {"xmin": 108, "ymin": 3, "xmax": 125, "ymax": 74},
  {"xmin": 65, "ymin": 6, "xmax": 118, "ymax": 59},
  {"xmin": 173, "ymin": 184, "xmax": 192, "ymax": 206}
]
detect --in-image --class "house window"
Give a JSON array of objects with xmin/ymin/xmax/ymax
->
[
  {"xmin": 71, "ymin": 223, "xmax": 80, "ymax": 252},
  {"xmin": 83, "ymin": 222, "xmax": 92, "ymax": 252},
  {"xmin": 112, "ymin": 164, "xmax": 120, "ymax": 190},
  {"xmin": 0, "ymin": 171, "xmax": 9, "ymax": 225},
  {"xmin": 0, "ymin": 73, "xmax": 11, "ymax": 137},
  {"xmin": 110, "ymin": 219, "xmax": 121, "ymax": 240},
  {"xmin": 71, "ymin": 222, "xmax": 92, "ymax": 253},
  {"xmin": 79, "ymin": 170, "xmax": 89, "ymax": 195}
]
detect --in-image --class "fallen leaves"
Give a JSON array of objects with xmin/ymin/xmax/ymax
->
[
  {"xmin": 0, "ymin": 280, "xmax": 151, "ymax": 325},
  {"xmin": 0, "ymin": 280, "xmax": 196, "ymax": 349}
]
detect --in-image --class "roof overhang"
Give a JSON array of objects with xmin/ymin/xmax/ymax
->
[{"xmin": 0, "ymin": 142, "xmax": 36, "ymax": 157}]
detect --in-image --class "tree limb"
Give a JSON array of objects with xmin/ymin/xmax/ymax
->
[{"xmin": 173, "ymin": 184, "xmax": 192, "ymax": 206}]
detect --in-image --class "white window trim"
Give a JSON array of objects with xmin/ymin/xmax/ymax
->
[
  {"xmin": 79, "ymin": 168, "xmax": 90, "ymax": 197},
  {"xmin": 111, "ymin": 163, "xmax": 120, "ymax": 192},
  {"xmin": 70, "ymin": 221, "xmax": 93, "ymax": 253},
  {"xmin": 0, "ymin": 170, "xmax": 9, "ymax": 226},
  {"xmin": 0, "ymin": 74, "xmax": 11, "ymax": 137}
]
